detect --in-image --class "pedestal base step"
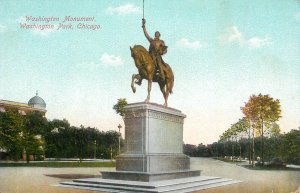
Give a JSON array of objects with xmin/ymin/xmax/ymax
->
[
  {"xmin": 59, "ymin": 176, "xmax": 241, "ymax": 193},
  {"xmin": 101, "ymin": 170, "xmax": 201, "ymax": 182}
]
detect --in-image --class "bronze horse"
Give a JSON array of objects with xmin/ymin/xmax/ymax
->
[{"xmin": 130, "ymin": 45, "xmax": 174, "ymax": 106}]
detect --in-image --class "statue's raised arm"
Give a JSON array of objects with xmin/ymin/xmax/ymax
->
[{"xmin": 142, "ymin": 19, "xmax": 152, "ymax": 42}]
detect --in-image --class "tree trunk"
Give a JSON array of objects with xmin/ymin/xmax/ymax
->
[
  {"xmin": 239, "ymin": 144, "xmax": 242, "ymax": 160},
  {"xmin": 261, "ymin": 118, "xmax": 264, "ymax": 166},
  {"xmin": 231, "ymin": 138, "xmax": 234, "ymax": 161},
  {"xmin": 26, "ymin": 149, "xmax": 30, "ymax": 163},
  {"xmin": 252, "ymin": 128, "xmax": 255, "ymax": 167},
  {"xmin": 248, "ymin": 126, "xmax": 251, "ymax": 164},
  {"xmin": 223, "ymin": 143, "xmax": 226, "ymax": 157}
]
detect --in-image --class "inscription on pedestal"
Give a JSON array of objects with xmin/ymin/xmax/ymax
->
[
  {"xmin": 125, "ymin": 109, "xmax": 146, "ymax": 119},
  {"xmin": 148, "ymin": 110, "xmax": 184, "ymax": 124}
]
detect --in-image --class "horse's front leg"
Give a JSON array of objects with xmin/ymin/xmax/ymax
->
[
  {"xmin": 135, "ymin": 77, "xmax": 143, "ymax": 85},
  {"xmin": 145, "ymin": 80, "xmax": 152, "ymax": 103},
  {"xmin": 131, "ymin": 74, "xmax": 140, "ymax": 93}
]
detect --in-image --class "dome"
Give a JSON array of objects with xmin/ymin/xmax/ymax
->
[{"xmin": 28, "ymin": 91, "xmax": 46, "ymax": 109}]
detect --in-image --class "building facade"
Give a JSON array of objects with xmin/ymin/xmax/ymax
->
[{"xmin": 0, "ymin": 92, "xmax": 47, "ymax": 115}]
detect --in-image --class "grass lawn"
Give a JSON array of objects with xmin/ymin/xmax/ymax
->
[
  {"xmin": 0, "ymin": 161, "xmax": 115, "ymax": 167},
  {"xmin": 242, "ymin": 165, "xmax": 300, "ymax": 171}
]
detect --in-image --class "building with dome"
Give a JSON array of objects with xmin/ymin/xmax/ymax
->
[
  {"xmin": 0, "ymin": 91, "xmax": 47, "ymax": 115},
  {"xmin": 0, "ymin": 91, "xmax": 47, "ymax": 160}
]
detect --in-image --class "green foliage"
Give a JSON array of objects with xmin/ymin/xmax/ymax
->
[
  {"xmin": 0, "ymin": 110, "xmax": 24, "ymax": 160},
  {"xmin": 0, "ymin": 110, "xmax": 121, "ymax": 161},
  {"xmin": 23, "ymin": 112, "xmax": 48, "ymax": 162},
  {"xmin": 279, "ymin": 129, "xmax": 300, "ymax": 164},
  {"xmin": 183, "ymin": 144, "xmax": 197, "ymax": 156},
  {"xmin": 265, "ymin": 122, "xmax": 281, "ymax": 137},
  {"xmin": 185, "ymin": 129, "xmax": 300, "ymax": 165},
  {"xmin": 44, "ymin": 121, "xmax": 121, "ymax": 160},
  {"xmin": 25, "ymin": 111, "xmax": 48, "ymax": 135},
  {"xmin": 0, "ymin": 110, "xmax": 48, "ymax": 162},
  {"xmin": 113, "ymin": 98, "xmax": 128, "ymax": 118},
  {"xmin": 220, "ymin": 118, "xmax": 249, "ymax": 143}
]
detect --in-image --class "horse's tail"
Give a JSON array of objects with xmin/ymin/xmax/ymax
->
[{"xmin": 166, "ymin": 64, "xmax": 174, "ymax": 94}]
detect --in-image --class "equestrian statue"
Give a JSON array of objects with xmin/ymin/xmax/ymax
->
[{"xmin": 130, "ymin": 19, "xmax": 174, "ymax": 106}]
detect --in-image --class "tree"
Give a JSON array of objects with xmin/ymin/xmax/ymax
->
[
  {"xmin": 113, "ymin": 98, "xmax": 128, "ymax": 119},
  {"xmin": 197, "ymin": 143, "xmax": 211, "ymax": 157},
  {"xmin": 0, "ymin": 110, "xmax": 24, "ymax": 160},
  {"xmin": 280, "ymin": 128, "xmax": 300, "ymax": 164},
  {"xmin": 232, "ymin": 118, "xmax": 249, "ymax": 160},
  {"xmin": 23, "ymin": 112, "xmax": 48, "ymax": 162},
  {"xmin": 241, "ymin": 94, "xmax": 281, "ymax": 165},
  {"xmin": 265, "ymin": 122, "xmax": 281, "ymax": 137},
  {"xmin": 220, "ymin": 128, "xmax": 235, "ymax": 158},
  {"xmin": 25, "ymin": 112, "xmax": 48, "ymax": 135},
  {"xmin": 113, "ymin": 98, "xmax": 127, "ymax": 154},
  {"xmin": 183, "ymin": 144, "xmax": 197, "ymax": 157},
  {"xmin": 44, "ymin": 119, "xmax": 71, "ymax": 158}
]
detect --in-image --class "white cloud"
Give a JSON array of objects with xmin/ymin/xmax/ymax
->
[
  {"xmin": 247, "ymin": 36, "xmax": 270, "ymax": 48},
  {"xmin": 176, "ymin": 38, "xmax": 201, "ymax": 49},
  {"xmin": 100, "ymin": 53, "xmax": 123, "ymax": 66},
  {"xmin": 220, "ymin": 25, "xmax": 271, "ymax": 49},
  {"xmin": 220, "ymin": 26, "xmax": 244, "ymax": 44},
  {"xmin": 106, "ymin": 4, "xmax": 142, "ymax": 15},
  {"xmin": 0, "ymin": 24, "xmax": 8, "ymax": 33}
]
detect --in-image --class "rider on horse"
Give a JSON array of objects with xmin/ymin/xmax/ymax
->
[{"xmin": 142, "ymin": 19, "xmax": 168, "ymax": 81}]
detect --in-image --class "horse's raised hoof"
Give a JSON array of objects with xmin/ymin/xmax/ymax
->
[{"xmin": 131, "ymin": 87, "xmax": 136, "ymax": 93}]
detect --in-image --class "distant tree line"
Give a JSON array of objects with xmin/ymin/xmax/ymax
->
[
  {"xmin": 184, "ymin": 128, "xmax": 300, "ymax": 165},
  {"xmin": 0, "ymin": 110, "xmax": 121, "ymax": 162},
  {"xmin": 184, "ymin": 94, "xmax": 300, "ymax": 165},
  {"xmin": 45, "ymin": 119, "xmax": 122, "ymax": 161}
]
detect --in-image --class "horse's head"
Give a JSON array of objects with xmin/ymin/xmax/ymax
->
[
  {"xmin": 130, "ymin": 45, "xmax": 150, "ymax": 70},
  {"xmin": 130, "ymin": 46, "xmax": 141, "ymax": 68},
  {"xmin": 130, "ymin": 46, "xmax": 137, "ymax": 58}
]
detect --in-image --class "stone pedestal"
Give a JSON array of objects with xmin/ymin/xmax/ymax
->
[
  {"xmin": 102, "ymin": 102, "xmax": 200, "ymax": 181},
  {"xmin": 60, "ymin": 102, "xmax": 241, "ymax": 192}
]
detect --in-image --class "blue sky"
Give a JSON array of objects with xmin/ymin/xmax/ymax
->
[{"xmin": 0, "ymin": 0, "xmax": 299, "ymax": 144}]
